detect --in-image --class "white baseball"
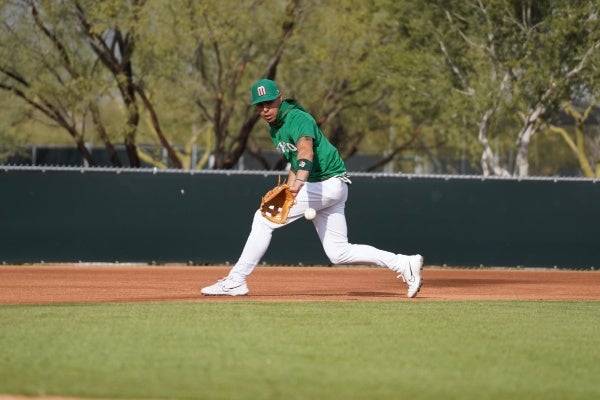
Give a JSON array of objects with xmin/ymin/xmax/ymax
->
[{"xmin": 304, "ymin": 207, "xmax": 316, "ymax": 220}]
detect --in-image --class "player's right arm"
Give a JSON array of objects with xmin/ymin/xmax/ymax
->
[{"xmin": 289, "ymin": 136, "xmax": 313, "ymax": 195}]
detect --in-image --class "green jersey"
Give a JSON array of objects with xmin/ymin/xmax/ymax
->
[{"xmin": 269, "ymin": 100, "xmax": 347, "ymax": 182}]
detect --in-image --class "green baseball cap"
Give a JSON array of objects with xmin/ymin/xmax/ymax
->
[{"xmin": 251, "ymin": 79, "xmax": 280, "ymax": 105}]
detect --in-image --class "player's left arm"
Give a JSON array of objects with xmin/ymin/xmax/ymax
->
[{"xmin": 289, "ymin": 135, "xmax": 313, "ymax": 195}]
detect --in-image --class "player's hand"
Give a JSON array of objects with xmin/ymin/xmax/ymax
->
[{"xmin": 289, "ymin": 181, "xmax": 304, "ymax": 197}]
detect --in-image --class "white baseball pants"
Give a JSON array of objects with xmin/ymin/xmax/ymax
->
[{"xmin": 228, "ymin": 176, "xmax": 411, "ymax": 282}]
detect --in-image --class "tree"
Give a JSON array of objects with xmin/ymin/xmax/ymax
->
[
  {"xmin": 279, "ymin": 0, "xmax": 454, "ymax": 173},
  {"xmin": 546, "ymin": 102, "xmax": 600, "ymax": 177},
  {"xmin": 0, "ymin": 0, "xmax": 98, "ymax": 165},
  {"xmin": 2, "ymin": 0, "xmax": 599, "ymax": 176},
  {"xmin": 69, "ymin": 0, "xmax": 183, "ymax": 168},
  {"xmin": 510, "ymin": 1, "xmax": 600, "ymax": 176},
  {"xmin": 429, "ymin": 0, "xmax": 600, "ymax": 176},
  {"xmin": 0, "ymin": 0, "xmax": 184, "ymax": 168},
  {"xmin": 146, "ymin": 0, "xmax": 302, "ymax": 170}
]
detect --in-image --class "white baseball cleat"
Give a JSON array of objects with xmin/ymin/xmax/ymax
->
[
  {"xmin": 398, "ymin": 255, "xmax": 423, "ymax": 298},
  {"xmin": 201, "ymin": 277, "xmax": 249, "ymax": 296}
]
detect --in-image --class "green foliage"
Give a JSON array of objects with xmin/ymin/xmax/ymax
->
[
  {"xmin": 0, "ymin": 301, "xmax": 598, "ymax": 400},
  {"xmin": 145, "ymin": 1, "xmax": 287, "ymax": 142},
  {"xmin": 0, "ymin": 0, "xmax": 599, "ymax": 174}
]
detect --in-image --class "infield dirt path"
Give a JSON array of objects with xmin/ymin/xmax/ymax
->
[{"xmin": 0, "ymin": 265, "xmax": 598, "ymax": 304}]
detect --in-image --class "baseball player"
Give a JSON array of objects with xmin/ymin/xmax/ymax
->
[{"xmin": 201, "ymin": 79, "xmax": 423, "ymax": 297}]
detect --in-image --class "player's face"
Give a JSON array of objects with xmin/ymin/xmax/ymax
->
[{"xmin": 255, "ymin": 96, "xmax": 282, "ymax": 124}]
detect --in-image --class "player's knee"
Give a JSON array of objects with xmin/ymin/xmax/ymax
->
[{"xmin": 324, "ymin": 247, "xmax": 350, "ymax": 265}]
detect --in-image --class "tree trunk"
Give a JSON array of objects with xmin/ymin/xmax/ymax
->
[
  {"xmin": 124, "ymin": 136, "xmax": 140, "ymax": 168},
  {"xmin": 91, "ymin": 105, "xmax": 122, "ymax": 167},
  {"xmin": 515, "ymin": 105, "xmax": 545, "ymax": 177},
  {"xmin": 478, "ymin": 107, "xmax": 510, "ymax": 177},
  {"xmin": 134, "ymin": 84, "xmax": 182, "ymax": 169},
  {"xmin": 74, "ymin": 138, "xmax": 95, "ymax": 167}
]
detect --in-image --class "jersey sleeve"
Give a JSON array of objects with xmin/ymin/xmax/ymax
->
[{"xmin": 289, "ymin": 111, "xmax": 318, "ymax": 143}]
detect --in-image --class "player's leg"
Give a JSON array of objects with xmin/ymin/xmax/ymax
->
[
  {"xmin": 227, "ymin": 210, "xmax": 279, "ymax": 281},
  {"xmin": 313, "ymin": 202, "xmax": 400, "ymax": 268},
  {"xmin": 201, "ymin": 191, "xmax": 315, "ymax": 296},
  {"xmin": 312, "ymin": 180, "xmax": 423, "ymax": 297},
  {"xmin": 201, "ymin": 209, "xmax": 277, "ymax": 295}
]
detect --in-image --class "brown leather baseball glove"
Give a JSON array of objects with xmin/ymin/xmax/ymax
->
[{"xmin": 260, "ymin": 181, "xmax": 295, "ymax": 224}]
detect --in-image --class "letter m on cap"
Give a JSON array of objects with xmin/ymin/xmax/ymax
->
[{"xmin": 257, "ymin": 86, "xmax": 267, "ymax": 96}]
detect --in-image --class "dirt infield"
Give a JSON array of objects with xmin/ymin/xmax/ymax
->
[{"xmin": 0, "ymin": 264, "xmax": 598, "ymax": 304}]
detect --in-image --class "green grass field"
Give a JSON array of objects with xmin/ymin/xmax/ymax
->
[{"xmin": 0, "ymin": 301, "xmax": 598, "ymax": 400}]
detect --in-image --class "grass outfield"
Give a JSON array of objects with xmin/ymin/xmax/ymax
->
[{"xmin": 0, "ymin": 301, "xmax": 598, "ymax": 400}]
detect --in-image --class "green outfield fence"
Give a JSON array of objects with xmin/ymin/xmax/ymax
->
[{"xmin": 0, "ymin": 166, "xmax": 598, "ymax": 269}]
